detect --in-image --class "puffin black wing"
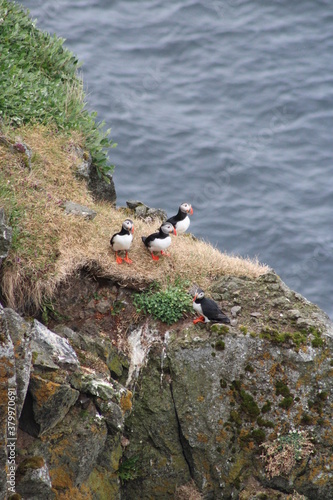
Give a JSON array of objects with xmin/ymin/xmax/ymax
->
[
  {"xmin": 201, "ymin": 298, "xmax": 230, "ymax": 324},
  {"xmin": 111, "ymin": 227, "xmax": 129, "ymax": 246},
  {"xmin": 110, "ymin": 231, "xmax": 120, "ymax": 246},
  {"xmin": 142, "ymin": 231, "xmax": 158, "ymax": 247},
  {"xmin": 166, "ymin": 214, "xmax": 178, "ymax": 227}
]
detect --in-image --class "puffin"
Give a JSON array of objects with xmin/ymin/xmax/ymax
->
[
  {"xmin": 110, "ymin": 219, "xmax": 134, "ymax": 264},
  {"xmin": 193, "ymin": 288, "xmax": 230, "ymax": 324},
  {"xmin": 142, "ymin": 222, "xmax": 177, "ymax": 261},
  {"xmin": 166, "ymin": 203, "xmax": 193, "ymax": 234}
]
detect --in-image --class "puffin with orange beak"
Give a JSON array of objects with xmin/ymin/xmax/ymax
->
[
  {"xmin": 193, "ymin": 288, "xmax": 230, "ymax": 324},
  {"xmin": 110, "ymin": 219, "xmax": 134, "ymax": 264},
  {"xmin": 142, "ymin": 222, "xmax": 177, "ymax": 261},
  {"xmin": 166, "ymin": 202, "xmax": 193, "ymax": 234}
]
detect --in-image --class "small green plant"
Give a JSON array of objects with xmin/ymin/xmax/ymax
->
[
  {"xmin": 133, "ymin": 281, "xmax": 192, "ymax": 325},
  {"xmin": 261, "ymin": 401, "xmax": 272, "ymax": 414},
  {"xmin": 240, "ymin": 390, "xmax": 260, "ymax": 419},
  {"xmin": 279, "ymin": 396, "xmax": 294, "ymax": 410},
  {"xmin": 117, "ymin": 456, "xmax": 139, "ymax": 482},
  {"xmin": 260, "ymin": 430, "xmax": 314, "ymax": 478},
  {"xmin": 215, "ymin": 340, "xmax": 225, "ymax": 351},
  {"xmin": 257, "ymin": 416, "xmax": 275, "ymax": 428},
  {"xmin": 275, "ymin": 380, "xmax": 291, "ymax": 398},
  {"xmin": 110, "ymin": 300, "xmax": 126, "ymax": 316},
  {"xmin": 41, "ymin": 299, "xmax": 64, "ymax": 325}
]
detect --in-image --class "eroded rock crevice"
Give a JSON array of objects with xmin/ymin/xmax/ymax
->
[{"xmin": 169, "ymin": 378, "xmax": 195, "ymax": 481}]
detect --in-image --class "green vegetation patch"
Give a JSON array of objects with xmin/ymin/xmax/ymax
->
[
  {"xmin": 117, "ymin": 455, "xmax": 139, "ymax": 483},
  {"xmin": 215, "ymin": 340, "xmax": 225, "ymax": 351},
  {"xmin": 275, "ymin": 380, "xmax": 291, "ymax": 398},
  {"xmin": 261, "ymin": 401, "xmax": 272, "ymax": 414},
  {"xmin": 0, "ymin": 0, "xmax": 115, "ymax": 178},
  {"xmin": 133, "ymin": 280, "xmax": 192, "ymax": 325},
  {"xmin": 240, "ymin": 390, "xmax": 260, "ymax": 419}
]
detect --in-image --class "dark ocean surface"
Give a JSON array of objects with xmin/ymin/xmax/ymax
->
[{"xmin": 20, "ymin": 0, "xmax": 333, "ymax": 317}]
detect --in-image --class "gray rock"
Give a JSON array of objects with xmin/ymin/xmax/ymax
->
[
  {"xmin": 296, "ymin": 317, "xmax": 317, "ymax": 331},
  {"xmin": 52, "ymin": 324, "xmax": 81, "ymax": 349},
  {"xmin": 135, "ymin": 205, "xmax": 147, "ymax": 218},
  {"xmin": 231, "ymin": 305, "xmax": 242, "ymax": 317},
  {"xmin": 88, "ymin": 164, "xmax": 117, "ymax": 204},
  {"xmin": 96, "ymin": 299, "xmax": 111, "ymax": 314},
  {"xmin": 63, "ymin": 201, "xmax": 97, "ymax": 220},
  {"xmin": 126, "ymin": 200, "xmax": 167, "ymax": 221},
  {"xmin": 250, "ymin": 311, "xmax": 262, "ymax": 318},
  {"xmin": 146, "ymin": 207, "xmax": 167, "ymax": 221},
  {"xmin": 74, "ymin": 145, "xmax": 92, "ymax": 179},
  {"xmin": 16, "ymin": 457, "xmax": 55, "ymax": 499},
  {"xmin": 69, "ymin": 372, "xmax": 130, "ymax": 405},
  {"xmin": 31, "ymin": 320, "xmax": 80, "ymax": 370},
  {"xmin": 95, "ymin": 397, "xmax": 124, "ymax": 433},
  {"xmin": 28, "ymin": 374, "xmax": 79, "ymax": 436},
  {"xmin": 0, "ymin": 207, "xmax": 12, "ymax": 259},
  {"xmin": 3, "ymin": 308, "xmax": 32, "ymax": 417},
  {"xmin": 126, "ymin": 200, "xmax": 144, "ymax": 210},
  {"xmin": 287, "ymin": 309, "xmax": 302, "ymax": 319}
]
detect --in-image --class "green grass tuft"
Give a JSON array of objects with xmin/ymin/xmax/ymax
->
[
  {"xmin": 133, "ymin": 280, "xmax": 192, "ymax": 325},
  {"xmin": 0, "ymin": 0, "xmax": 115, "ymax": 179}
]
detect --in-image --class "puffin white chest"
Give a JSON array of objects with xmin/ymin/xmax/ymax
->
[
  {"xmin": 175, "ymin": 216, "xmax": 190, "ymax": 234},
  {"xmin": 193, "ymin": 301, "xmax": 203, "ymax": 316},
  {"xmin": 193, "ymin": 300, "xmax": 210, "ymax": 322},
  {"xmin": 149, "ymin": 236, "xmax": 171, "ymax": 252},
  {"xmin": 112, "ymin": 233, "xmax": 133, "ymax": 251}
]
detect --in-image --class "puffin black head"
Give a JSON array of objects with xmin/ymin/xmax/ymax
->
[
  {"xmin": 193, "ymin": 288, "xmax": 205, "ymax": 302},
  {"xmin": 180, "ymin": 202, "xmax": 193, "ymax": 215},
  {"xmin": 160, "ymin": 222, "xmax": 177, "ymax": 236},
  {"xmin": 122, "ymin": 219, "xmax": 134, "ymax": 233}
]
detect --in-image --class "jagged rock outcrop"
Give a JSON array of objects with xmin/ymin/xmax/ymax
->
[
  {"xmin": 0, "ymin": 272, "xmax": 332, "ymax": 499},
  {"xmin": 0, "ymin": 208, "xmax": 12, "ymax": 260},
  {"xmin": 0, "ymin": 299, "xmax": 131, "ymax": 499},
  {"xmin": 122, "ymin": 273, "xmax": 333, "ymax": 500}
]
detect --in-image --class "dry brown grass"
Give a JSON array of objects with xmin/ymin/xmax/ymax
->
[
  {"xmin": 174, "ymin": 480, "xmax": 203, "ymax": 500},
  {"xmin": 0, "ymin": 124, "xmax": 270, "ymax": 312}
]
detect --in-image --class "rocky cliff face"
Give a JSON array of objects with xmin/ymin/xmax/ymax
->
[
  {"xmin": 0, "ymin": 271, "xmax": 332, "ymax": 499},
  {"xmin": 123, "ymin": 273, "xmax": 333, "ymax": 500}
]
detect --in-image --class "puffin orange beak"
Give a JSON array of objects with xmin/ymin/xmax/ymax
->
[
  {"xmin": 193, "ymin": 294, "xmax": 197, "ymax": 302},
  {"xmin": 131, "ymin": 227, "xmax": 134, "ymax": 234},
  {"xmin": 189, "ymin": 207, "xmax": 193, "ymax": 215},
  {"xmin": 173, "ymin": 228, "xmax": 177, "ymax": 236}
]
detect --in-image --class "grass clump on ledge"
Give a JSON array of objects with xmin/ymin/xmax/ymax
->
[
  {"xmin": 0, "ymin": 125, "xmax": 270, "ymax": 313},
  {"xmin": 0, "ymin": 0, "xmax": 115, "ymax": 179},
  {"xmin": 133, "ymin": 280, "xmax": 192, "ymax": 325}
]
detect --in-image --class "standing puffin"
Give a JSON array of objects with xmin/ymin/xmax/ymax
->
[
  {"xmin": 193, "ymin": 288, "xmax": 230, "ymax": 324},
  {"xmin": 110, "ymin": 219, "xmax": 134, "ymax": 264},
  {"xmin": 166, "ymin": 202, "xmax": 193, "ymax": 234},
  {"xmin": 142, "ymin": 222, "xmax": 177, "ymax": 261}
]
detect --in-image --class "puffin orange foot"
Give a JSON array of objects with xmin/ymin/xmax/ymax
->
[
  {"xmin": 124, "ymin": 252, "xmax": 133, "ymax": 264},
  {"xmin": 151, "ymin": 253, "xmax": 160, "ymax": 261},
  {"xmin": 161, "ymin": 251, "xmax": 170, "ymax": 257},
  {"xmin": 115, "ymin": 252, "xmax": 123, "ymax": 264},
  {"xmin": 193, "ymin": 316, "xmax": 205, "ymax": 324}
]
